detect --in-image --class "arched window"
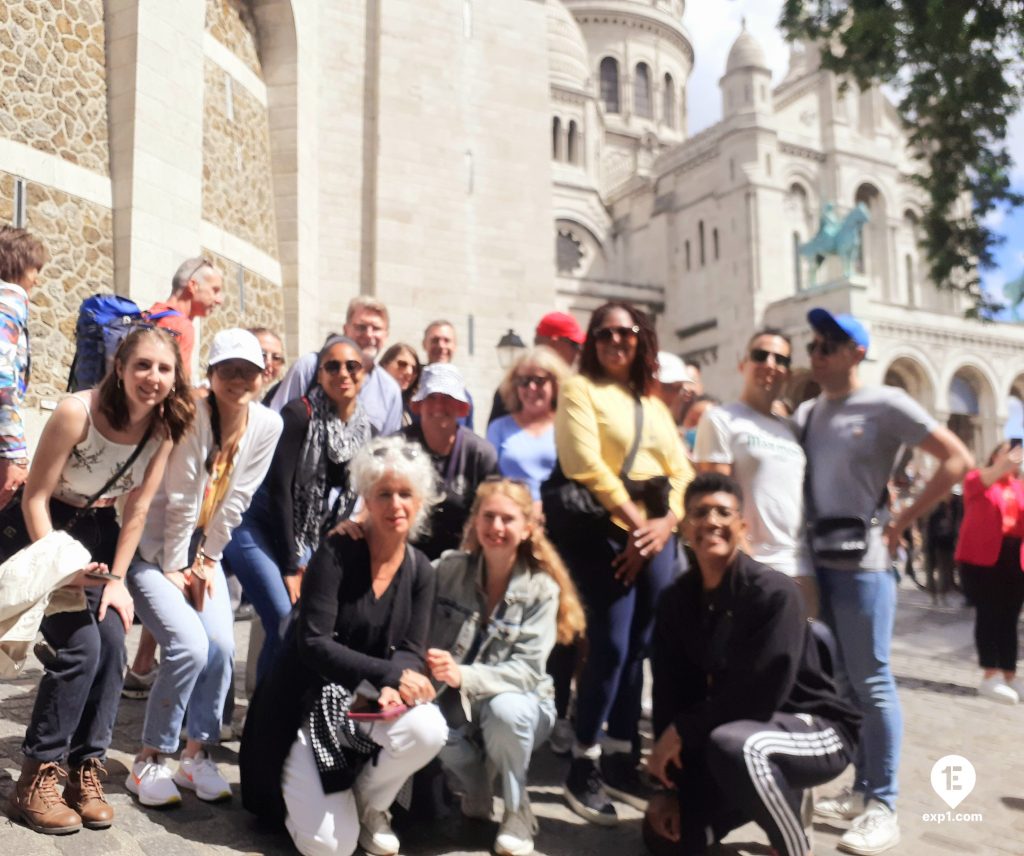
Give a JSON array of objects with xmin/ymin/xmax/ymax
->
[
  {"xmin": 698, "ymin": 221, "xmax": 706, "ymax": 267},
  {"xmin": 854, "ymin": 183, "xmax": 883, "ymax": 276},
  {"xmin": 567, "ymin": 121, "xmax": 579, "ymax": 164},
  {"xmin": 663, "ymin": 73, "xmax": 675, "ymax": 128},
  {"xmin": 634, "ymin": 63, "xmax": 652, "ymax": 118},
  {"xmin": 685, "ymin": 240, "xmax": 691, "ymax": 271},
  {"xmin": 713, "ymin": 228, "xmax": 720, "ymax": 260},
  {"xmin": 600, "ymin": 57, "xmax": 620, "ymax": 113},
  {"xmin": 552, "ymin": 117, "xmax": 561, "ymax": 160},
  {"xmin": 793, "ymin": 232, "xmax": 803, "ymax": 291},
  {"xmin": 905, "ymin": 253, "xmax": 915, "ymax": 307}
]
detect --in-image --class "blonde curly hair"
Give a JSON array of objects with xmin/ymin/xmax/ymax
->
[
  {"xmin": 497, "ymin": 346, "xmax": 571, "ymax": 415},
  {"xmin": 461, "ymin": 478, "xmax": 586, "ymax": 645}
]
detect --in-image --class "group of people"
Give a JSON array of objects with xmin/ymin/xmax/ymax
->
[{"xmin": 0, "ymin": 223, "xmax": 1003, "ymax": 856}]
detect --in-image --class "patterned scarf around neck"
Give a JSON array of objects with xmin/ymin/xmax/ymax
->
[{"xmin": 292, "ymin": 386, "xmax": 372, "ymax": 565}]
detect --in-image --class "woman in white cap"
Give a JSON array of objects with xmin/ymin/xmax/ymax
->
[
  {"xmin": 125, "ymin": 328, "xmax": 283, "ymax": 809},
  {"xmin": 399, "ymin": 363, "xmax": 499, "ymax": 559}
]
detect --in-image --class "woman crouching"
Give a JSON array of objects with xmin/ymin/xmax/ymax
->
[
  {"xmin": 241, "ymin": 436, "xmax": 449, "ymax": 856},
  {"xmin": 427, "ymin": 477, "xmax": 585, "ymax": 856}
]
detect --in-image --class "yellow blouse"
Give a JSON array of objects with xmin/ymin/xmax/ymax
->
[{"xmin": 555, "ymin": 374, "xmax": 693, "ymax": 529}]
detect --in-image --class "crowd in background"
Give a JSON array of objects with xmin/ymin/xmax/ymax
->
[{"xmin": 1, "ymin": 224, "xmax": 1020, "ymax": 856}]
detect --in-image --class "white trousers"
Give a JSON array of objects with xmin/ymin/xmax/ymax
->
[{"xmin": 282, "ymin": 704, "xmax": 448, "ymax": 856}]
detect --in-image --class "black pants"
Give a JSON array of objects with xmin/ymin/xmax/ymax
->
[
  {"xmin": 961, "ymin": 536, "xmax": 1024, "ymax": 671},
  {"xmin": 22, "ymin": 502, "xmax": 126, "ymax": 765},
  {"xmin": 646, "ymin": 713, "xmax": 853, "ymax": 856}
]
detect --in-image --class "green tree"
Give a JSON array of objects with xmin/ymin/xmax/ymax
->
[{"xmin": 781, "ymin": 0, "xmax": 1024, "ymax": 314}]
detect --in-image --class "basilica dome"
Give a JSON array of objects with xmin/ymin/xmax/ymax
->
[
  {"xmin": 547, "ymin": 0, "xmax": 591, "ymax": 91},
  {"xmin": 725, "ymin": 22, "xmax": 768, "ymax": 73}
]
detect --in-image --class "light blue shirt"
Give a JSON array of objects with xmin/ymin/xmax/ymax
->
[
  {"xmin": 269, "ymin": 351, "xmax": 403, "ymax": 436},
  {"xmin": 486, "ymin": 415, "xmax": 557, "ymax": 500}
]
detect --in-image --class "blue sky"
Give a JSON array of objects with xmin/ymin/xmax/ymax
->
[{"xmin": 684, "ymin": 0, "xmax": 1024, "ymax": 317}]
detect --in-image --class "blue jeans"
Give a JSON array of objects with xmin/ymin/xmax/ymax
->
[
  {"xmin": 128, "ymin": 559, "xmax": 235, "ymax": 754},
  {"xmin": 816, "ymin": 565, "xmax": 901, "ymax": 809},
  {"xmin": 439, "ymin": 692, "xmax": 555, "ymax": 813},
  {"xmin": 222, "ymin": 520, "xmax": 292, "ymax": 683}
]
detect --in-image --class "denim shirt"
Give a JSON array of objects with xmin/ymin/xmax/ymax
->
[{"xmin": 429, "ymin": 550, "xmax": 559, "ymax": 711}]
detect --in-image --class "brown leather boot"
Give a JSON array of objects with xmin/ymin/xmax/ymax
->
[
  {"xmin": 13, "ymin": 757, "xmax": 82, "ymax": 834},
  {"xmin": 65, "ymin": 758, "xmax": 114, "ymax": 829}
]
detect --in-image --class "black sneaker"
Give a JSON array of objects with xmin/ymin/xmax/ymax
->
[
  {"xmin": 564, "ymin": 757, "xmax": 618, "ymax": 826},
  {"xmin": 600, "ymin": 751, "xmax": 660, "ymax": 810}
]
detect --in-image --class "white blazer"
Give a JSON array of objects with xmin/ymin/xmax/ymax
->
[{"xmin": 137, "ymin": 399, "xmax": 282, "ymax": 572}]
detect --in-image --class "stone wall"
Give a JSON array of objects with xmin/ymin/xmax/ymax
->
[
  {"xmin": 0, "ymin": 172, "xmax": 114, "ymax": 405},
  {"xmin": 202, "ymin": 59, "xmax": 279, "ymax": 257},
  {"xmin": 197, "ymin": 248, "xmax": 284, "ymax": 366},
  {"xmin": 0, "ymin": 0, "xmax": 109, "ymax": 176},
  {"xmin": 206, "ymin": 0, "xmax": 261, "ymax": 77}
]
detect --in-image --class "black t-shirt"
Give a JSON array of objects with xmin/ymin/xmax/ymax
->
[{"xmin": 400, "ymin": 423, "xmax": 499, "ymax": 559}]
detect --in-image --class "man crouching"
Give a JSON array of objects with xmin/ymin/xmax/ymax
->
[{"xmin": 645, "ymin": 473, "xmax": 860, "ymax": 856}]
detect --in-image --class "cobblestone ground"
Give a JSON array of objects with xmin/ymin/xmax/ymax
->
[{"xmin": 1, "ymin": 579, "xmax": 1022, "ymax": 855}]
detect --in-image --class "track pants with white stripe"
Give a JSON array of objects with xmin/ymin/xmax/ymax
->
[{"xmin": 653, "ymin": 713, "xmax": 853, "ymax": 856}]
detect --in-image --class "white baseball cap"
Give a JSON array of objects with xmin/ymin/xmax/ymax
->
[
  {"xmin": 656, "ymin": 351, "xmax": 690, "ymax": 385},
  {"xmin": 208, "ymin": 328, "xmax": 265, "ymax": 370},
  {"xmin": 411, "ymin": 363, "xmax": 470, "ymax": 404}
]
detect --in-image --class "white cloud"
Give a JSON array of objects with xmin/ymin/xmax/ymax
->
[{"xmin": 984, "ymin": 207, "xmax": 1006, "ymax": 229}]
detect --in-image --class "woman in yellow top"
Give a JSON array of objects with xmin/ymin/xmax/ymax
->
[{"xmin": 555, "ymin": 301, "xmax": 693, "ymax": 827}]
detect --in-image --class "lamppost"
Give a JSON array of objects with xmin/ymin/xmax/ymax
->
[{"xmin": 496, "ymin": 328, "xmax": 526, "ymax": 369}]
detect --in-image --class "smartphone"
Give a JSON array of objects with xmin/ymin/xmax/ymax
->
[
  {"xmin": 1011, "ymin": 438, "xmax": 1023, "ymax": 450},
  {"xmin": 85, "ymin": 570, "xmax": 119, "ymax": 582}
]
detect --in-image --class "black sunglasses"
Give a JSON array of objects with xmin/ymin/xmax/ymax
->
[
  {"xmin": 593, "ymin": 325, "xmax": 640, "ymax": 342},
  {"xmin": 749, "ymin": 348, "xmax": 792, "ymax": 369},
  {"xmin": 515, "ymin": 374, "xmax": 552, "ymax": 388},
  {"xmin": 372, "ymin": 444, "xmax": 420, "ymax": 461},
  {"xmin": 806, "ymin": 338, "xmax": 848, "ymax": 357},
  {"xmin": 321, "ymin": 359, "xmax": 363, "ymax": 377}
]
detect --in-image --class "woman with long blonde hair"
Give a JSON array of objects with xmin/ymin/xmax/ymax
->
[{"xmin": 427, "ymin": 477, "xmax": 584, "ymax": 856}]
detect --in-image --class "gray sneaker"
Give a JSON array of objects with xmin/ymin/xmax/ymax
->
[
  {"xmin": 495, "ymin": 799, "xmax": 538, "ymax": 856},
  {"xmin": 814, "ymin": 785, "xmax": 866, "ymax": 820},
  {"xmin": 122, "ymin": 665, "xmax": 158, "ymax": 700}
]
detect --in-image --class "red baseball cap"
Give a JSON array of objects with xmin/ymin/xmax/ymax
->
[{"xmin": 535, "ymin": 312, "xmax": 585, "ymax": 345}]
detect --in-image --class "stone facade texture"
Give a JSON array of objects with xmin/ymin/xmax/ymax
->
[
  {"xmin": 0, "ymin": 172, "xmax": 114, "ymax": 405},
  {"xmin": 202, "ymin": 59, "xmax": 279, "ymax": 258},
  {"xmin": 197, "ymin": 247, "xmax": 284, "ymax": 366},
  {"xmin": 0, "ymin": 0, "xmax": 109, "ymax": 176},
  {"xmin": 205, "ymin": 0, "xmax": 262, "ymax": 77}
]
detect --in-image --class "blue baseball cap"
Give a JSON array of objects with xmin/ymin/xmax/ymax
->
[{"xmin": 807, "ymin": 308, "xmax": 870, "ymax": 352}]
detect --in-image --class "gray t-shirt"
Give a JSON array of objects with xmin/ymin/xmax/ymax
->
[
  {"xmin": 694, "ymin": 402, "xmax": 811, "ymax": 577},
  {"xmin": 795, "ymin": 385, "xmax": 937, "ymax": 571}
]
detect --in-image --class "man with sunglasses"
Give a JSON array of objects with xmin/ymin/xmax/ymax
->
[
  {"xmin": 796, "ymin": 308, "xmax": 972, "ymax": 855},
  {"xmin": 693, "ymin": 329, "xmax": 816, "ymax": 616},
  {"xmin": 148, "ymin": 256, "xmax": 225, "ymax": 380}
]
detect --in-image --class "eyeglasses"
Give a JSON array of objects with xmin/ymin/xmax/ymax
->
[
  {"xmin": 749, "ymin": 348, "xmax": 792, "ymax": 369},
  {"xmin": 321, "ymin": 359, "xmax": 363, "ymax": 377},
  {"xmin": 372, "ymin": 444, "xmax": 420, "ymax": 461},
  {"xmin": 184, "ymin": 257, "xmax": 213, "ymax": 285},
  {"xmin": 593, "ymin": 325, "xmax": 640, "ymax": 343},
  {"xmin": 261, "ymin": 351, "xmax": 286, "ymax": 366},
  {"xmin": 689, "ymin": 504, "xmax": 740, "ymax": 524},
  {"xmin": 806, "ymin": 338, "xmax": 848, "ymax": 357},
  {"xmin": 213, "ymin": 361, "xmax": 262, "ymax": 381},
  {"xmin": 515, "ymin": 374, "xmax": 552, "ymax": 389}
]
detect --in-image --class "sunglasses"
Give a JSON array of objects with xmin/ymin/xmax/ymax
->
[
  {"xmin": 261, "ymin": 351, "xmax": 286, "ymax": 365},
  {"xmin": 371, "ymin": 444, "xmax": 420, "ymax": 461},
  {"xmin": 515, "ymin": 374, "xmax": 552, "ymax": 389},
  {"xmin": 321, "ymin": 359, "xmax": 363, "ymax": 377},
  {"xmin": 749, "ymin": 348, "xmax": 792, "ymax": 369},
  {"xmin": 213, "ymin": 361, "xmax": 262, "ymax": 381},
  {"xmin": 806, "ymin": 338, "xmax": 848, "ymax": 357},
  {"xmin": 689, "ymin": 504, "xmax": 740, "ymax": 524},
  {"xmin": 593, "ymin": 325, "xmax": 640, "ymax": 343},
  {"xmin": 184, "ymin": 257, "xmax": 214, "ymax": 285}
]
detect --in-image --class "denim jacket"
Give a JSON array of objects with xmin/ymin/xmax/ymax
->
[{"xmin": 430, "ymin": 550, "xmax": 559, "ymax": 708}]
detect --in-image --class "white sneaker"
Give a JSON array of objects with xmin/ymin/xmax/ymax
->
[
  {"xmin": 548, "ymin": 717, "xmax": 574, "ymax": 755},
  {"xmin": 814, "ymin": 786, "xmax": 866, "ymax": 820},
  {"xmin": 173, "ymin": 752, "xmax": 232, "ymax": 802},
  {"xmin": 358, "ymin": 807, "xmax": 400, "ymax": 856},
  {"xmin": 126, "ymin": 758, "xmax": 182, "ymax": 807},
  {"xmin": 978, "ymin": 675, "xmax": 1019, "ymax": 705},
  {"xmin": 1008, "ymin": 676, "xmax": 1024, "ymax": 698},
  {"xmin": 495, "ymin": 800, "xmax": 538, "ymax": 856},
  {"xmin": 838, "ymin": 800, "xmax": 900, "ymax": 855}
]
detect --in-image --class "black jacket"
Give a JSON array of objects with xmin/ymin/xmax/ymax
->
[
  {"xmin": 652, "ymin": 552, "xmax": 860, "ymax": 763},
  {"xmin": 240, "ymin": 534, "xmax": 436, "ymax": 826}
]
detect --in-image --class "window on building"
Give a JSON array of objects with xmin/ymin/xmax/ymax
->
[
  {"xmin": 685, "ymin": 240, "xmax": 691, "ymax": 271},
  {"xmin": 699, "ymin": 221, "xmax": 706, "ymax": 267},
  {"xmin": 905, "ymin": 253, "xmax": 915, "ymax": 306},
  {"xmin": 567, "ymin": 120, "xmax": 579, "ymax": 164},
  {"xmin": 713, "ymin": 228, "xmax": 720, "ymax": 260},
  {"xmin": 552, "ymin": 117, "xmax": 561, "ymax": 160},
  {"xmin": 793, "ymin": 232, "xmax": 802, "ymax": 291},
  {"xmin": 663, "ymin": 73, "xmax": 675, "ymax": 128},
  {"xmin": 600, "ymin": 57, "xmax": 620, "ymax": 113},
  {"xmin": 635, "ymin": 63, "xmax": 652, "ymax": 118}
]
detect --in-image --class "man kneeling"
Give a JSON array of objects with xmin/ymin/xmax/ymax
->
[{"xmin": 645, "ymin": 473, "xmax": 860, "ymax": 856}]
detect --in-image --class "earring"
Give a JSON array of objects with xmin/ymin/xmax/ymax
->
[
  {"xmin": 170, "ymin": 386, "xmax": 176, "ymax": 395},
  {"xmin": 117, "ymin": 377, "xmax": 123, "ymax": 390}
]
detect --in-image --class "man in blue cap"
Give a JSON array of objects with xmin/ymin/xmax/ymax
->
[{"xmin": 796, "ymin": 308, "xmax": 972, "ymax": 855}]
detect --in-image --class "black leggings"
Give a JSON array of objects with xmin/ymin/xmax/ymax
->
[
  {"xmin": 961, "ymin": 536, "xmax": 1024, "ymax": 671},
  {"xmin": 645, "ymin": 713, "xmax": 854, "ymax": 856}
]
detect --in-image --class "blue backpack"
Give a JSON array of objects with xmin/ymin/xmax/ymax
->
[{"xmin": 67, "ymin": 294, "xmax": 181, "ymax": 391}]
